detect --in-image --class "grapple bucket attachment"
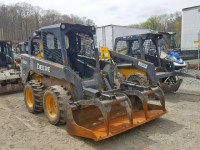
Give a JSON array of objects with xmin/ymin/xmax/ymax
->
[
  {"xmin": 66, "ymin": 87, "xmax": 167, "ymax": 141},
  {"xmin": 160, "ymin": 78, "xmax": 182, "ymax": 93},
  {"xmin": 0, "ymin": 69, "xmax": 24, "ymax": 94}
]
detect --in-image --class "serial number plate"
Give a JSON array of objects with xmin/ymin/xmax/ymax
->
[{"xmin": 138, "ymin": 62, "xmax": 148, "ymax": 69}]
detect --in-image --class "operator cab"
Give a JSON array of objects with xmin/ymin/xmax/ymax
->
[
  {"xmin": 114, "ymin": 34, "xmax": 162, "ymax": 67},
  {"xmin": 16, "ymin": 42, "xmax": 29, "ymax": 54},
  {"xmin": 114, "ymin": 33, "xmax": 175, "ymax": 72},
  {"xmin": 0, "ymin": 41, "xmax": 13, "ymax": 68},
  {"xmin": 64, "ymin": 29, "xmax": 96, "ymax": 78},
  {"xmin": 29, "ymin": 23, "xmax": 97, "ymax": 79}
]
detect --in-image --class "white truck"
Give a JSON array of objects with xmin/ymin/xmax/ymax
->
[
  {"xmin": 181, "ymin": 5, "xmax": 200, "ymax": 51},
  {"xmin": 96, "ymin": 25, "xmax": 152, "ymax": 50}
]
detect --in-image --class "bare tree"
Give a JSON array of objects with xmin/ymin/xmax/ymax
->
[
  {"xmin": 129, "ymin": 12, "xmax": 182, "ymax": 43},
  {"xmin": 0, "ymin": 2, "xmax": 96, "ymax": 41}
]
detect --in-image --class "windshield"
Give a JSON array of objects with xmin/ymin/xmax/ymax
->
[
  {"xmin": 0, "ymin": 44, "xmax": 12, "ymax": 56},
  {"xmin": 160, "ymin": 34, "xmax": 177, "ymax": 51},
  {"xmin": 65, "ymin": 32, "xmax": 95, "ymax": 57},
  {"xmin": 115, "ymin": 39, "xmax": 158, "ymax": 57}
]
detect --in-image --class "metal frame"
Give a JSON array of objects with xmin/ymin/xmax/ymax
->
[{"xmin": 112, "ymin": 33, "xmax": 182, "ymax": 92}]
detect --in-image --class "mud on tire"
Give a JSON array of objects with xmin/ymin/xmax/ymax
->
[
  {"xmin": 128, "ymin": 73, "xmax": 149, "ymax": 87},
  {"xmin": 24, "ymin": 80, "xmax": 45, "ymax": 113},
  {"xmin": 43, "ymin": 86, "xmax": 72, "ymax": 125}
]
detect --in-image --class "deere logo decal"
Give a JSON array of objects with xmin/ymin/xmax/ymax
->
[{"xmin": 37, "ymin": 63, "xmax": 50, "ymax": 73}]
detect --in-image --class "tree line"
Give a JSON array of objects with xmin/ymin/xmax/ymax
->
[
  {"xmin": 0, "ymin": 3, "xmax": 95, "ymax": 41},
  {"xmin": 0, "ymin": 3, "xmax": 182, "ymax": 44},
  {"xmin": 129, "ymin": 12, "xmax": 182, "ymax": 43}
]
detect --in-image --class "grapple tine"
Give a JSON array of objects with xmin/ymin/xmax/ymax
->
[
  {"xmin": 120, "ymin": 96, "xmax": 133, "ymax": 125},
  {"xmin": 152, "ymin": 87, "xmax": 166, "ymax": 111},
  {"xmin": 142, "ymin": 95, "xmax": 149, "ymax": 119},
  {"xmin": 92, "ymin": 100, "xmax": 111, "ymax": 136},
  {"xmin": 104, "ymin": 106, "xmax": 111, "ymax": 135},
  {"xmin": 123, "ymin": 90, "xmax": 149, "ymax": 119},
  {"xmin": 78, "ymin": 99, "xmax": 111, "ymax": 136},
  {"xmin": 133, "ymin": 91, "xmax": 149, "ymax": 119}
]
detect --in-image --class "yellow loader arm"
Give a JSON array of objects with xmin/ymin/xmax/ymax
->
[{"xmin": 100, "ymin": 47, "xmax": 111, "ymax": 60}]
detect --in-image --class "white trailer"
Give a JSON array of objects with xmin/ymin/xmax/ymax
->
[
  {"xmin": 181, "ymin": 5, "xmax": 200, "ymax": 51},
  {"xmin": 96, "ymin": 25, "xmax": 152, "ymax": 50}
]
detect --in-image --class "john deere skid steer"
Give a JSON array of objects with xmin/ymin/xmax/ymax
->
[
  {"xmin": 101, "ymin": 33, "xmax": 183, "ymax": 93},
  {"xmin": 21, "ymin": 23, "xmax": 167, "ymax": 141},
  {"xmin": 0, "ymin": 41, "xmax": 23, "ymax": 93}
]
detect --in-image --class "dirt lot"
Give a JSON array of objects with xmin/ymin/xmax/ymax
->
[{"xmin": 0, "ymin": 74, "xmax": 200, "ymax": 150}]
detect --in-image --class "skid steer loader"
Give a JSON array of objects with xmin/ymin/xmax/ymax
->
[
  {"xmin": 101, "ymin": 33, "xmax": 183, "ymax": 93},
  {"xmin": 13, "ymin": 42, "xmax": 28, "ymax": 64},
  {"xmin": 0, "ymin": 40, "xmax": 23, "ymax": 94},
  {"xmin": 21, "ymin": 23, "xmax": 167, "ymax": 141},
  {"xmin": 16, "ymin": 42, "xmax": 29, "ymax": 54}
]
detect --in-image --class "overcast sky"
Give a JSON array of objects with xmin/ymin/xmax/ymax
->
[{"xmin": 2, "ymin": 0, "xmax": 200, "ymax": 26}]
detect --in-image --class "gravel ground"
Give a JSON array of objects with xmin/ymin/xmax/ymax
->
[
  {"xmin": 0, "ymin": 73, "xmax": 200, "ymax": 150},
  {"xmin": 186, "ymin": 59, "xmax": 199, "ymax": 65}
]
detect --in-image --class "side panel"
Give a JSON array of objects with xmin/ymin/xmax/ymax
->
[
  {"xmin": 109, "ymin": 51, "xmax": 158, "ymax": 85},
  {"xmin": 21, "ymin": 54, "xmax": 83, "ymax": 100},
  {"xmin": 181, "ymin": 8, "xmax": 200, "ymax": 51}
]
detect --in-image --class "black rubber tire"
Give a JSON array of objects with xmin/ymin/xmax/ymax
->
[
  {"xmin": 128, "ymin": 73, "xmax": 149, "ymax": 87},
  {"xmin": 24, "ymin": 80, "xmax": 44, "ymax": 113},
  {"xmin": 43, "ymin": 86, "xmax": 71, "ymax": 125}
]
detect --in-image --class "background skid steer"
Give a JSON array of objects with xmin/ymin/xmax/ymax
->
[
  {"xmin": 0, "ymin": 41, "xmax": 23, "ymax": 94},
  {"xmin": 101, "ymin": 33, "xmax": 183, "ymax": 93},
  {"xmin": 21, "ymin": 23, "xmax": 167, "ymax": 141}
]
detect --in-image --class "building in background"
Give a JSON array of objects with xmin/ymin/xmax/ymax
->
[
  {"xmin": 96, "ymin": 25, "xmax": 152, "ymax": 50},
  {"xmin": 181, "ymin": 5, "xmax": 200, "ymax": 52}
]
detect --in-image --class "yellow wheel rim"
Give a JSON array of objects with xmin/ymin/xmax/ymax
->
[
  {"xmin": 26, "ymin": 88, "xmax": 34, "ymax": 108},
  {"xmin": 46, "ymin": 94, "xmax": 57, "ymax": 118}
]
